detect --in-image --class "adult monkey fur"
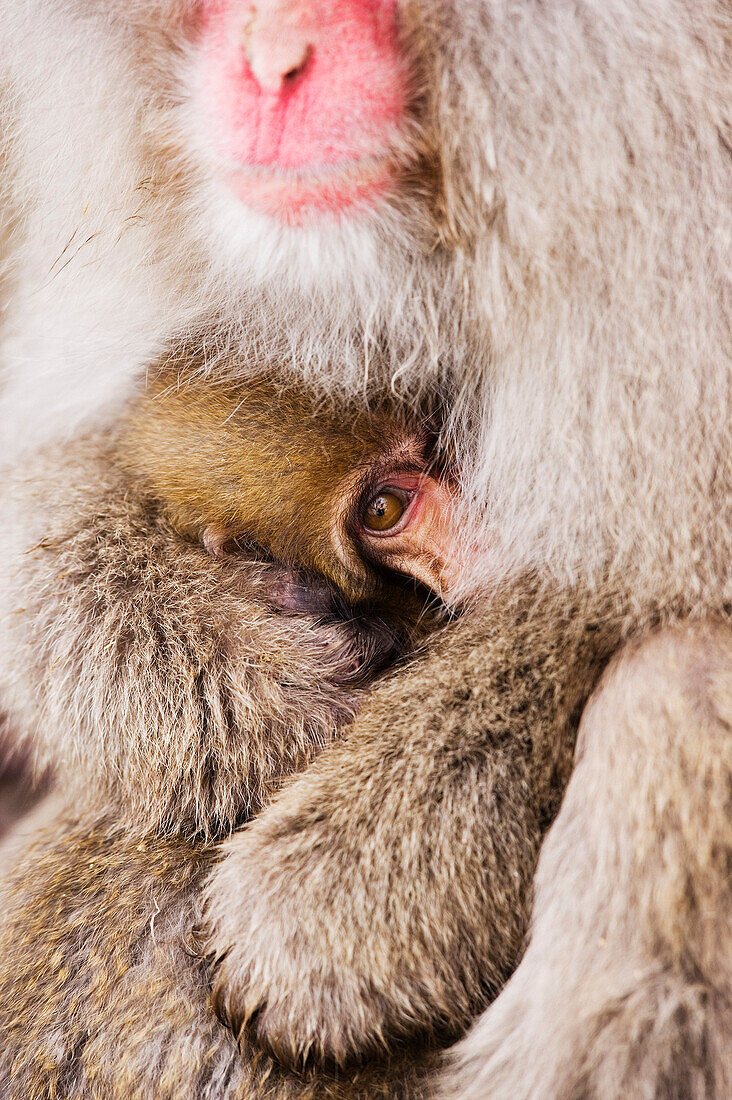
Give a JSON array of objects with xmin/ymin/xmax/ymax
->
[
  {"xmin": 0, "ymin": 0, "xmax": 730, "ymax": 1096},
  {"xmin": 0, "ymin": 621, "xmax": 728, "ymax": 1100}
]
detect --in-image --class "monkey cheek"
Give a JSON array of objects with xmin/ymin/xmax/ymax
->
[{"xmin": 382, "ymin": 546, "xmax": 459, "ymax": 603}]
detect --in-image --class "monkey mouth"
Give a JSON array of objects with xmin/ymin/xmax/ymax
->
[{"xmin": 223, "ymin": 154, "xmax": 396, "ymax": 225}]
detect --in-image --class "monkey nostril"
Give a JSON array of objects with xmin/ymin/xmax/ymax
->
[
  {"xmin": 245, "ymin": 34, "xmax": 313, "ymax": 94},
  {"xmin": 282, "ymin": 45, "xmax": 312, "ymax": 84}
]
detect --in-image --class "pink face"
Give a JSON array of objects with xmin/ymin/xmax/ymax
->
[{"xmin": 196, "ymin": 0, "xmax": 407, "ymax": 225}]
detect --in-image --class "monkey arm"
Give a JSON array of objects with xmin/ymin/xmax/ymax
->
[
  {"xmin": 0, "ymin": 440, "xmax": 391, "ymax": 837},
  {"xmin": 204, "ymin": 583, "xmax": 621, "ymax": 1067},
  {"xmin": 442, "ymin": 622, "xmax": 732, "ymax": 1099}
]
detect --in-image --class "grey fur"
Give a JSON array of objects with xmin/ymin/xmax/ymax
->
[
  {"xmin": 0, "ymin": 0, "xmax": 730, "ymax": 1095},
  {"xmin": 0, "ymin": 809, "xmax": 436, "ymax": 1099},
  {"xmin": 443, "ymin": 624, "xmax": 732, "ymax": 1100}
]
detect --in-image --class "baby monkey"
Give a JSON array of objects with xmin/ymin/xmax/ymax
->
[{"xmin": 120, "ymin": 363, "xmax": 465, "ymax": 618}]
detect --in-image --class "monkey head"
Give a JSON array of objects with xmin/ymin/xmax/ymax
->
[
  {"xmin": 86, "ymin": 0, "xmax": 454, "ymax": 341},
  {"xmin": 249, "ymin": 422, "xmax": 464, "ymax": 608},
  {"xmin": 119, "ymin": 362, "xmax": 467, "ymax": 611}
]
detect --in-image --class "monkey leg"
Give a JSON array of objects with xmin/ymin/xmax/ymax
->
[
  {"xmin": 441, "ymin": 621, "xmax": 732, "ymax": 1100},
  {"xmin": 203, "ymin": 583, "xmax": 621, "ymax": 1068},
  {"xmin": 0, "ymin": 808, "xmax": 437, "ymax": 1099}
]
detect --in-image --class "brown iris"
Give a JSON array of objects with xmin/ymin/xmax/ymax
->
[{"xmin": 362, "ymin": 490, "xmax": 406, "ymax": 532}]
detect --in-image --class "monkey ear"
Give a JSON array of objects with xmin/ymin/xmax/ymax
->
[{"xmin": 203, "ymin": 526, "xmax": 233, "ymax": 559}]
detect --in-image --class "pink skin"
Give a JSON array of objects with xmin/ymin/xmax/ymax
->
[
  {"xmin": 360, "ymin": 473, "xmax": 469, "ymax": 599},
  {"xmin": 197, "ymin": 0, "xmax": 406, "ymax": 223}
]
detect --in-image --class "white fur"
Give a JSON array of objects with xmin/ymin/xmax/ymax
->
[
  {"xmin": 2, "ymin": 1, "xmax": 729, "ymax": 603},
  {"xmin": 0, "ymin": 3, "xmax": 730, "ymax": 1092}
]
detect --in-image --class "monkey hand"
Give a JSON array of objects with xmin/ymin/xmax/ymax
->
[
  {"xmin": 203, "ymin": 756, "xmax": 476, "ymax": 1069},
  {"xmin": 203, "ymin": 600, "xmax": 580, "ymax": 1068}
]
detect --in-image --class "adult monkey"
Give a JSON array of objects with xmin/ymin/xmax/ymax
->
[{"xmin": 0, "ymin": 0, "xmax": 730, "ymax": 1097}]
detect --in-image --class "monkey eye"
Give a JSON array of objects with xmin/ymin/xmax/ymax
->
[{"xmin": 361, "ymin": 487, "xmax": 412, "ymax": 534}]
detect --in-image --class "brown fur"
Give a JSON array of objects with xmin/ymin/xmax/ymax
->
[
  {"xmin": 118, "ymin": 359, "xmax": 443, "ymax": 610},
  {"xmin": 0, "ymin": 394, "xmax": 452, "ymax": 1096},
  {"xmin": 202, "ymin": 580, "xmax": 732, "ymax": 1073},
  {"xmin": 0, "ymin": 438, "xmax": 405, "ymax": 836},
  {"xmin": 1, "ymin": 450, "xmax": 729, "ymax": 1094},
  {"xmin": 443, "ymin": 622, "xmax": 732, "ymax": 1099},
  {"xmin": 0, "ymin": 450, "xmax": 617, "ymax": 1091},
  {"xmin": 0, "ymin": 1, "xmax": 730, "ymax": 1095}
]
